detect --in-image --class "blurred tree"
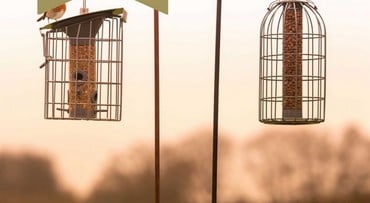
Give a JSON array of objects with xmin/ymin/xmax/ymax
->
[
  {"xmin": 0, "ymin": 152, "xmax": 78, "ymax": 203},
  {"xmin": 243, "ymin": 129, "xmax": 331, "ymax": 202},
  {"xmin": 85, "ymin": 130, "xmax": 232, "ymax": 203},
  {"xmin": 243, "ymin": 126, "xmax": 370, "ymax": 203},
  {"xmin": 330, "ymin": 126, "xmax": 370, "ymax": 202}
]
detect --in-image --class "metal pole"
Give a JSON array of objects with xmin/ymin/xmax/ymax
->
[
  {"xmin": 80, "ymin": 0, "xmax": 88, "ymax": 14},
  {"xmin": 212, "ymin": 0, "xmax": 222, "ymax": 202},
  {"xmin": 154, "ymin": 9, "xmax": 160, "ymax": 203}
]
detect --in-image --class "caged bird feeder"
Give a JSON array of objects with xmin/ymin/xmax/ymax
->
[
  {"xmin": 39, "ymin": 8, "xmax": 127, "ymax": 121},
  {"xmin": 259, "ymin": 0, "xmax": 326, "ymax": 125}
]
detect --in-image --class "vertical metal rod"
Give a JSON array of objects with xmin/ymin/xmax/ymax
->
[
  {"xmin": 81, "ymin": 0, "xmax": 88, "ymax": 14},
  {"xmin": 212, "ymin": 0, "xmax": 222, "ymax": 202},
  {"xmin": 154, "ymin": 9, "xmax": 160, "ymax": 203}
]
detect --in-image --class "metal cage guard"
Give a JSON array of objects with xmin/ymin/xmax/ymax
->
[
  {"xmin": 40, "ymin": 8, "xmax": 126, "ymax": 121},
  {"xmin": 259, "ymin": 0, "xmax": 326, "ymax": 124}
]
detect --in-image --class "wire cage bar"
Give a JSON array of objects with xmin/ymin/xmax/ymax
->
[
  {"xmin": 259, "ymin": 0, "xmax": 326, "ymax": 124},
  {"xmin": 40, "ymin": 8, "xmax": 127, "ymax": 121}
]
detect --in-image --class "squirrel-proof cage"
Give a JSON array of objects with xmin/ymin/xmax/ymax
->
[
  {"xmin": 259, "ymin": 0, "xmax": 326, "ymax": 124},
  {"xmin": 40, "ymin": 8, "xmax": 127, "ymax": 121}
]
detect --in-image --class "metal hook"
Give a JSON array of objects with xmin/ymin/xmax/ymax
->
[
  {"xmin": 39, "ymin": 32, "xmax": 53, "ymax": 69},
  {"xmin": 39, "ymin": 56, "xmax": 52, "ymax": 69}
]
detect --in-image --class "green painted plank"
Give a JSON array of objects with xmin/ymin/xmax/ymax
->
[
  {"xmin": 38, "ymin": 0, "xmax": 71, "ymax": 14},
  {"xmin": 136, "ymin": 0, "xmax": 168, "ymax": 14}
]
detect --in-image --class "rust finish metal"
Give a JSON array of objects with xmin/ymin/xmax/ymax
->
[
  {"xmin": 40, "ymin": 8, "xmax": 126, "ymax": 121},
  {"xmin": 259, "ymin": 0, "xmax": 326, "ymax": 124}
]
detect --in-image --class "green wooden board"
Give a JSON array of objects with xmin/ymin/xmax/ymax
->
[{"xmin": 38, "ymin": 0, "xmax": 71, "ymax": 14}]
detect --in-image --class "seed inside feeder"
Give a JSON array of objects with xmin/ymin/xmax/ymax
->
[
  {"xmin": 69, "ymin": 44, "xmax": 97, "ymax": 119},
  {"xmin": 283, "ymin": 2, "xmax": 303, "ymax": 120}
]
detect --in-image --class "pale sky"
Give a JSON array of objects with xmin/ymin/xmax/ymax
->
[{"xmin": 1, "ymin": 0, "xmax": 370, "ymax": 197}]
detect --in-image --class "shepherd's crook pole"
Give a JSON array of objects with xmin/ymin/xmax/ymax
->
[
  {"xmin": 154, "ymin": 9, "xmax": 160, "ymax": 203},
  {"xmin": 212, "ymin": 0, "xmax": 222, "ymax": 202}
]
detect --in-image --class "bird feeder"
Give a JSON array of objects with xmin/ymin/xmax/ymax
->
[
  {"xmin": 259, "ymin": 0, "xmax": 326, "ymax": 124},
  {"xmin": 40, "ymin": 8, "xmax": 127, "ymax": 121}
]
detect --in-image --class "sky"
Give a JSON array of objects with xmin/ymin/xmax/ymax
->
[{"xmin": 1, "ymin": 0, "xmax": 370, "ymax": 197}]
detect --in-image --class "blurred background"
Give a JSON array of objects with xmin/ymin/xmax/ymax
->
[
  {"xmin": 1, "ymin": 0, "xmax": 370, "ymax": 202},
  {"xmin": 2, "ymin": 127, "xmax": 370, "ymax": 203}
]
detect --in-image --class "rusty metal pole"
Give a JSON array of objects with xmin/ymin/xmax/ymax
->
[
  {"xmin": 154, "ymin": 9, "xmax": 160, "ymax": 203},
  {"xmin": 212, "ymin": 0, "xmax": 222, "ymax": 202}
]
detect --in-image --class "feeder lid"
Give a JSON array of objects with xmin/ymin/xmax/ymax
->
[
  {"xmin": 282, "ymin": 0, "xmax": 318, "ymax": 7},
  {"xmin": 268, "ymin": 0, "xmax": 317, "ymax": 9},
  {"xmin": 273, "ymin": 0, "xmax": 311, "ymax": 3},
  {"xmin": 279, "ymin": 0, "xmax": 307, "ymax": 2},
  {"xmin": 40, "ymin": 7, "xmax": 127, "ymax": 30}
]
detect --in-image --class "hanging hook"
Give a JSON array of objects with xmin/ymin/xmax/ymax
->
[{"xmin": 39, "ymin": 32, "xmax": 53, "ymax": 69}]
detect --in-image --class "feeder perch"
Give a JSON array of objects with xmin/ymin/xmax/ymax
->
[
  {"xmin": 40, "ymin": 8, "xmax": 127, "ymax": 121},
  {"xmin": 259, "ymin": 0, "xmax": 326, "ymax": 124}
]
